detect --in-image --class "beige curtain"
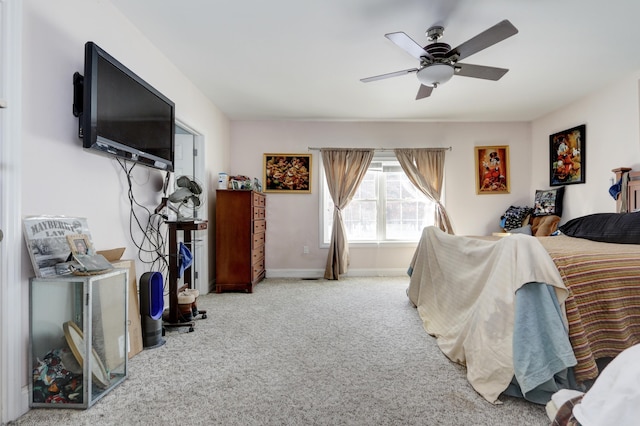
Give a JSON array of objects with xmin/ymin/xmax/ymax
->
[
  {"xmin": 321, "ymin": 148, "xmax": 375, "ymax": 280},
  {"xmin": 394, "ymin": 148, "xmax": 454, "ymax": 234}
]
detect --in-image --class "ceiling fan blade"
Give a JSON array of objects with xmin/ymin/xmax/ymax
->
[
  {"xmin": 360, "ymin": 68, "xmax": 418, "ymax": 83},
  {"xmin": 385, "ymin": 32, "xmax": 433, "ymax": 60},
  {"xmin": 446, "ymin": 19, "xmax": 518, "ymax": 61},
  {"xmin": 455, "ymin": 63, "xmax": 509, "ymax": 80},
  {"xmin": 415, "ymin": 84, "xmax": 433, "ymax": 100}
]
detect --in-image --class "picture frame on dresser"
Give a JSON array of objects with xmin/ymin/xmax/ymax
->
[
  {"xmin": 550, "ymin": 124, "xmax": 585, "ymax": 186},
  {"xmin": 263, "ymin": 153, "xmax": 311, "ymax": 193},
  {"xmin": 67, "ymin": 234, "xmax": 92, "ymax": 255}
]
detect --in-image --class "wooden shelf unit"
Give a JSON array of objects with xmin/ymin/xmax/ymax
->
[{"xmin": 164, "ymin": 220, "xmax": 208, "ymax": 329}]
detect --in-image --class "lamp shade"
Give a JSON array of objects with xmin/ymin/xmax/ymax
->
[{"xmin": 416, "ymin": 63, "xmax": 454, "ymax": 87}]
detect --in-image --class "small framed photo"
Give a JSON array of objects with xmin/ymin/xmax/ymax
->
[
  {"xmin": 263, "ymin": 153, "xmax": 312, "ymax": 193},
  {"xmin": 67, "ymin": 234, "xmax": 92, "ymax": 255},
  {"xmin": 550, "ymin": 124, "xmax": 585, "ymax": 186},
  {"xmin": 475, "ymin": 145, "xmax": 510, "ymax": 194}
]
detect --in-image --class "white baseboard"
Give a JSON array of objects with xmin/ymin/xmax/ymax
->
[
  {"xmin": 344, "ymin": 268, "xmax": 409, "ymax": 277},
  {"xmin": 265, "ymin": 269, "xmax": 324, "ymax": 279},
  {"xmin": 265, "ymin": 268, "xmax": 409, "ymax": 279},
  {"xmin": 19, "ymin": 385, "xmax": 29, "ymax": 418},
  {"xmin": 206, "ymin": 269, "xmax": 409, "ymax": 288}
]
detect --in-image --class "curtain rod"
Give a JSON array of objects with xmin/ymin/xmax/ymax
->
[{"xmin": 307, "ymin": 146, "xmax": 452, "ymax": 152}]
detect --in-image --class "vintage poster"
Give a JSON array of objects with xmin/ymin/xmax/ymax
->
[
  {"xmin": 475, "ymin": 146, "xmax": 510, "ymax": 194},
  {"xmin": 23, "ymin": 216, "xmax": 92, "ymax": 277},
  {"xmin": 550, "ymin": 124, "xmax": 585, "ymax": 186}
]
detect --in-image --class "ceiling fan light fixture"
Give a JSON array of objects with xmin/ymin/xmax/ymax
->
[{"xmin": 416, "ymin": 63, "xmax": 455, "ymax": 87}]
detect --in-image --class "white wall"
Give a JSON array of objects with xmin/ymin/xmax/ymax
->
[
  {"xmin": 230, "ymin": 121, "xmax": 532, "ymax": 275},
  {"xmin": 15, "ymin": 0, "xmax": 230, "ymax": 417},
  {"xmin": 10, "ymin": 0, "xmax": 640, "ymax": 421},
  {"xmin": 232, "ymin": 70, "xmax": 640, "ymax": 277},
  {"xmin": 532, "ymin": 70, "xmax": 640, "ymax": 220}
]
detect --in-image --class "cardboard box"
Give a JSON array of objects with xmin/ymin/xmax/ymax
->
[
  {"xmin": 94, "ymin": 271, "xmax": 129, "ymax": 370},
  {"xmin": 109, "ymin": 259, "xmax": 144, "ymax": 359},
  {"xmin": 98, "ymin": 247, "xmax": 126, "ymax": 263}
]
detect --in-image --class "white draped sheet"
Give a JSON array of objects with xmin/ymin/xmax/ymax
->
[{"xmin": 407, "ymin": 226, "xmax": 569, "ymax": 404}]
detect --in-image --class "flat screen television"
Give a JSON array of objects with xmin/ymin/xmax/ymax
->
[{"xmin": 74, "ymin": 41, "xmax": 175, "ymax": 171}]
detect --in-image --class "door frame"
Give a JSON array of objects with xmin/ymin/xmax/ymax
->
[
  {"xmin": 175, "ymin": 120, "xmax": 205, "ymax": 200},
  {"xmin": 174, "ymin": 119, "xmax": 208, "ymax": 295},
  {"xmin": 1, "ymin": 0, "xmax": 26, "ymax": 422}
]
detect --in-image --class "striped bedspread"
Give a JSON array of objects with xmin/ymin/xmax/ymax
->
[{"xmin": 538, "ymin": 235, "xmax": 640, "ymax": 382}]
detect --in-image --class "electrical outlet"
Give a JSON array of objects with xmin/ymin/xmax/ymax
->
[{"xmin": 303, "ymin": 245, "xmax": 309, "ymax": 254}]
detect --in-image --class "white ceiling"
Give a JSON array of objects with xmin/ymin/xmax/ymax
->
[{"xmin": 110, "ymin": 0, "xmax": 640, "ymax": 122}]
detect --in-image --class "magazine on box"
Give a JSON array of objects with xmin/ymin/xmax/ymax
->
[{"xmin": 23, "ymin": 216, "xmax": 92, "ymax": 277}]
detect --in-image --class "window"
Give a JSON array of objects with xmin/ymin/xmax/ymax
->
[{"xmin": 321, "ymin": 155, "xmax": 437, "ymax": 244}]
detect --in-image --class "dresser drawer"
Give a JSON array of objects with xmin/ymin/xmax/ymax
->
[
  {"xmin": 251, "ymin": 245, "xmax": 264, "ymax": 264},
  {"xmin": 253, "ymin": 192, "xmax": 266, "ymax": 208},
  {"xmin": 252, "ymin": 231, "xmax": 265, "ymax": 248},
  {"xmin": 253, "ymin": 219, "xmax": 266, "ymax": 234},
  {"xmin": 253, "ymin": 206, "xmax": 266, "ymax": 220},
  {"xmin": 252, "ymin": 259, "xmax": 265, "ymax": 281}
]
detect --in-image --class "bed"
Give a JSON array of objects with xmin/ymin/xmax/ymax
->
[{"xmin": 407, "ymin": 168, "xmax": 640, "ymax": 405}]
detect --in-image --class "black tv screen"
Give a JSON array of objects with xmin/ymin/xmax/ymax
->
[{"xmin": 80, "ymin": 41, "xmax": 175, "ymax": 171}]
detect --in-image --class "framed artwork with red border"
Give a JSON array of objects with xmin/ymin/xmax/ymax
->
[{"xmin": 475, "ymin": 145, "xmax": 510, "ymax": 194}]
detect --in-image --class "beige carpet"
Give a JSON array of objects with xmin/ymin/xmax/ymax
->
[{"xmin": 13, "ymin": 277, "xmax": 549, "ymax": 425}]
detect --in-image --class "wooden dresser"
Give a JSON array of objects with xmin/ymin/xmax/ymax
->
[{"xmin": 215, "ymin": 190, "xmax": 266, "ymax": 293}]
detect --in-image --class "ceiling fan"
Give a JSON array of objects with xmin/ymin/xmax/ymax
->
[{"xmin": 361, "ymin": 19, "xmax": 518, "ymax": 99}]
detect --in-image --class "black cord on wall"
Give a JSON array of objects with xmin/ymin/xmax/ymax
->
[{"xmin": 117, "ymin": 159, "xmax": 170, "ymax": 294}]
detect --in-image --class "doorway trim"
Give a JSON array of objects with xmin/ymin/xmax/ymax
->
[
  {"xmin": 174, "ymin": 119, "xmax": 208, "ymax": 295},
  {"xmin": 0, "ymin": 0, "xmax": 26, "ymax": 422}
]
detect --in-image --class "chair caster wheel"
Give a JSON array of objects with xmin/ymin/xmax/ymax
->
[
  {"xmin": 188, "ymin": 326, "xmax": 194, "ymax": 332},
  {"xmin": 202, "ymin": 314, "xmax": 207, "ymax": 319}
]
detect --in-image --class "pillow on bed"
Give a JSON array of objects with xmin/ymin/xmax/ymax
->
[
  {"xmin": 533, "ymin": 186, "xmax": 565, "ymax": 217},
  {"xmin": 509, "ymin": 224, "xmax": 533, "ymax": 235},
  {"xmin": 558, "ymin": 212, "xmax": 640, "ymax": 244},
  {"xmin": 531, "ymin": 215, "xmax": 561, "ymax": 236},
  {"xmin": 501, "ymin": 205, "xmax": 533, "ymax": 231}
]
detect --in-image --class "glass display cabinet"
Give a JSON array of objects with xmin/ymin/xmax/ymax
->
[{"xmin": 29, "ymin": 268, "xmax": 128, "ymax": 409}]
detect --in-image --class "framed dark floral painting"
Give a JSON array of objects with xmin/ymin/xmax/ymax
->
[{"xmin": 263, "ymin": 154, "xmax": 311, "ymax": 193}]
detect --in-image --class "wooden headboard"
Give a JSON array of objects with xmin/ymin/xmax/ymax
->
[{"xmin": 612, "ymin": 167, "xmax": 640, "ymax": 212}]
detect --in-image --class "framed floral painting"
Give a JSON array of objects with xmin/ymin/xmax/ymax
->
[{"xmin": 263, "ymin": 154, "xmax": 311, "ymax": 193}]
